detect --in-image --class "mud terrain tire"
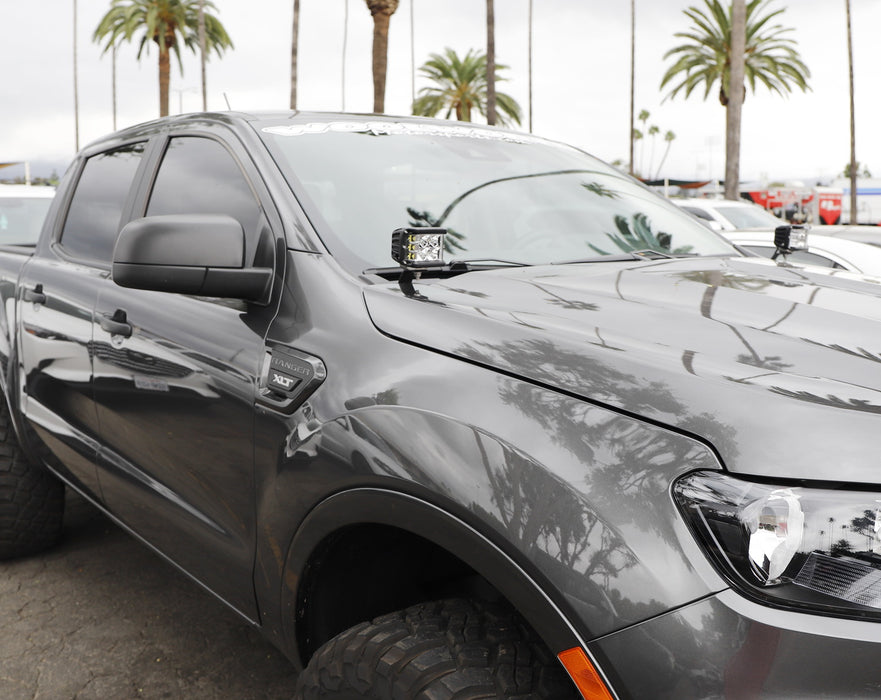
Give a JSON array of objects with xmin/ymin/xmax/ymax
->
[
  {"xmin": 0, "ymin": 399, "xmax": 64, "ymax": 559},
  {"xmin": 295, "ymin": 598, "xmax": 577, "ymax": 699}
]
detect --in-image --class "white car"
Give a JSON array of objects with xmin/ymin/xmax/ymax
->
[
  {"xmin": 672, "ymin": 197, "xmax": 786, "ymax": 231},
  {"xmin": 815, "ymin": 223, "xmax": 881, "ymax": 249},
  {"xmin": 0, "ymin": 184, "xmax": 55, "ymax": 246},
  {"xmin": 725, "ymin": 230, "xmax": 881, "ymax": 277}
]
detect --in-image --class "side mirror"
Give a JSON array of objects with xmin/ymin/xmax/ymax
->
[{"xmin": 112, "ymin": 214, "xmax": 273, "ymax": 301}]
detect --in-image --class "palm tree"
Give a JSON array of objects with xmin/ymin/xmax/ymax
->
[
  {"xmin": 648, "ymin": 124, "xmax": 660, "ymax": 175},
  {"xmin": 365, "ymin": 0, "xmax": 399, "ymax": 113},
  {"xmin": 486, "ymin": 0, "xmax": 496, "ymax": 125},
  {"xmin": 629, "ymin": 0, "xmax": 636, "ymax": 175},
  {"xmin": 342, "ymin": 0, "xmax": 349, "ymax": 110},
  {"xmin": 637, "ymin": 109, "xmax": 650, "ymax": 175},
  {"xmin": 632, "ymin": 128, "xmax": 644, "ymax": 169},
  {"xmin": 412, "ymin": 48, "xmax": 522, "ymax": 127},
  {"xmin": 409, "ymin": 0, "xmax": 415, "ymax": 106},
  {"xmin": 660, "ymin": 0, "xmax": 810, "ymax": 196},
  {"xmin": 845, "ymin": 0, "xmax": 857, "ymax": 223},
  {"xmin": 74, "ymin": 0, "xmax": 80, "ymax": 150},
  {"xmin": 93, "ymin": 0, "xmax": 233, "ymax": 118},
  {"xmin": 290, "ymin": 0, "xmax": 300, "ymax": 110},
  {"xmin": 725, "ymin": 0, "xmax": 745, "ymax": 199},
  {"xmin": 528, "ymin": 0, "xmax": 533, "ymax": 132},
  {"xmin": 654, "ymin": 130, "xmax": 676, "ymax": 179}
]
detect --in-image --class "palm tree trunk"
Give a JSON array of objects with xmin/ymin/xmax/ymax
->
[
  {"xmin": 724, "ymin": 0, "xmax": 746, "ymax": 200},
  {"xmin": 112, "ymin": 43, "xmax": 117, "ymax": 130},
  {"xmin": 291, "ymin": 0, "xmax": 300, "ymax": 110},
  {"xmin": 342, "ymin": 0, "xmax": 349, "ymax": 110},
  {"xmin": 409, "ymin": 0, "xmax": 415, "ymax": 110},
  {"xmin": 486, "ymin": 0, "xmax": 496, "ymax": 125},
  {"xmin": 371, "ymin": 11, "xmax": 391, "ymax": 112},
  {"xmin": 846, "ymin": 0, "xmax": 857, "ymax": 223},
  {"xmin": 528, "ymin": 0, "xmax": 533, "ymax": 132},
  {"xmin": 159, "ymin": 47, "xmax": 171, "ymax": 117},
  {"xmin": 199, "ymin": 0, "xmax": 207, "ymax": 110},
  {"xmin": 73, "ymin": 0, "xmax": 80, "ymax": 150},
  {"xmin": 629, "ymin": 0, "xmax": 635, "ymax": 175}
]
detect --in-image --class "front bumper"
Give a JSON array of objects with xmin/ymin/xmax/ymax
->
[{"xmin": 589, "ymin": 590, "xmax": 881, "ymax": 698}]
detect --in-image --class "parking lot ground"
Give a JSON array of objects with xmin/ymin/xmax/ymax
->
[{"xmin": 0, "ymin": 490, "xmax": 299, "ymax": 699}]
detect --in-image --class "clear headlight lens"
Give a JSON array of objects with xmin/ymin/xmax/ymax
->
[{"xmin": 674, "ymin": 471, "xmax": 881, "ymax": 618}]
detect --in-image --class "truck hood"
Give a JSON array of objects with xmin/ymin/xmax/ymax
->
[{"xmin": 363, "ymin": 256, "xmax": 881, "ymax": 483}]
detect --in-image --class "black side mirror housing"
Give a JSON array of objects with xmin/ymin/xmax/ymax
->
[{"xmin": 112, "ymin": 214, "xmax": 273, "ymax": 301}]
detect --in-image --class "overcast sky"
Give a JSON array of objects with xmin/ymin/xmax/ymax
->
[{"xmin": 2, "ymin": 0, "xmax": 879, "ymax": 186}]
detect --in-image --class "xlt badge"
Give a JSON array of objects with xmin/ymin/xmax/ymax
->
[
  {"xmin": 269, "ymin": 370, "xmax": 299, "ymax": 393},
  {"xmin": 258, "ymin": 345, "xmax": 327, "ymax": 414}
]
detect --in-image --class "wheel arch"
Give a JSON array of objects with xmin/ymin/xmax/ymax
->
[{"xmin": 281, "ymin": 487, "xmax": 589, "ymax": 669}]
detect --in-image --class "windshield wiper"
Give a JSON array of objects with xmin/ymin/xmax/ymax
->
[
  {"xmin": 364, "ymin": 258, "xmax": 530, "ymax": 279},
  {"xmin": 553, "ymin": 249, "xmax": 696, "ymax": 264},
  {"xmin": 447, "ymin": 258, "xmax": 530, "ymax": 270}
]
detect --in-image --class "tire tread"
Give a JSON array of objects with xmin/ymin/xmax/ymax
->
[
  {"xmin": 296, "ymin": 598, "xmax": 577, "ymax": 699},
  {"xmin": 0, "ymin": 400, "xmax": 64, "ymax": 559}
]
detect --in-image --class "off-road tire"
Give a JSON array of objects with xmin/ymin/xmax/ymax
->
[
  {"xmin": 295, "ymin": 598, "xmax": 577, "ymax": 699},
  {"xmin": 0, "ymin": 399, "xmax": 64, "ymax": 559}
]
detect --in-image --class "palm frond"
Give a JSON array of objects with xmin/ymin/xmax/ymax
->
[
  {"xmin": 661, "ymin": 0, "xmax": 810, "ymax": 105},
  {"xmin": 412, "ymin": 47, "xmax": 522, "ymax": 126}
]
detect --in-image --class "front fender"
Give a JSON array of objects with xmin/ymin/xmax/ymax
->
[
  {"xmin": 280, "ymin": 487, "xmax": 592, "ymax": 665},
  {"xmin": 271, "ymin": 378, "xmax": 726, "ymax": 652}
]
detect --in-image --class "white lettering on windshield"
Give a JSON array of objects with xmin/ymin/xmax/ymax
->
[{"xmin": 261, "ymin": 121, "xmax": 547, "ymax": 146}]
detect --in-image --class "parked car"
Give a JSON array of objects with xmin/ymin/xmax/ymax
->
[
  {"xmin": 0, "ymin": 184, "xmax": 55, "ymax": 245},
  {"xmin": 726, "ymin": 229, "xmax": 881, "ymax": 277},
  {"xmin": 5, "ymin": 112, "xmax": 881, "ymax": 698},
  {"xmin": 673, "ymin": 196, "xmax": 786, "ymax": 230},
  {"xmin": 815, "ymin": 222, "xmax": 881, "ymax": 249}
]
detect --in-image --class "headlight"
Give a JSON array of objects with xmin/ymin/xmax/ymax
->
[{"xmin": 674, "ymin": 471, "xmax": 881, "ymax": 619}]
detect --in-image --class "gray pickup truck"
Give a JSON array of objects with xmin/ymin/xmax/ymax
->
[{"xmin": 3, "ymin": 111, "xmax": 881, "ymax": 699}]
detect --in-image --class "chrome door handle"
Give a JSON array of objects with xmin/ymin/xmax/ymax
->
[
  {"xmin": 22, "ymin": 284, "xmax": 46, "ymax": 305},
  {"xmin": 99, "ymin": 310, "xmax": 133, "ymax": 338}
]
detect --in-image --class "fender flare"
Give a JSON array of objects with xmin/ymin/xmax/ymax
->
[{"xmin": 280, "ymin": 486, "xmax": 592, "ymax": 666}]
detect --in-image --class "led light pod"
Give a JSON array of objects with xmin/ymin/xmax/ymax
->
[{"xmin": 391, "ymin": 227, "xmax": 447, "ymax": 268}]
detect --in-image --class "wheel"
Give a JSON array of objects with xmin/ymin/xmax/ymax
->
[
  {"xmin": 295, "ymin": 598, "xmax": 578, "ymax": 699},
  {"xmin": 0, "ymin": 398, "xmax": 65, "ymax": 559}
]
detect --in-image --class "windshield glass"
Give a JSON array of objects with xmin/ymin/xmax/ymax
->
[
  {"xmin": 259, "ymin": 119, "xmax": 737, "ymax": 271},
  {"xmin": 715, "ymin": 204, "xmax": 784, "ymax": 229}
]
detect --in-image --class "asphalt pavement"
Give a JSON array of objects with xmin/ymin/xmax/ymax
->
[{"xmin": 0, "ymin": 490, "xmax": 299, "ymax": 699}]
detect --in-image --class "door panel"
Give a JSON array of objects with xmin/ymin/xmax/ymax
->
[
  {"xmin": 93, "ymin": 285, "xmax": 270, "ymax": 618},
  {"xmin": 93, "ymin": 132, "xmax": 279, "ymax": 619},
  {"xmin": 18, "ymin": 258, "xmax": 102, "ymax": 496},
  {"xmin": 17, "ymin": 141, "xmax": 148, "ymax": 499}
]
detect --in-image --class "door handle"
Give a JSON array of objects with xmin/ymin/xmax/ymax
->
[
  {"xmin": 22, "ymin": 284, "xmax": 47, "ymax": 305},
  {"xmin": 99, "ymin": 309, "xmax": 133, "ymax": 338}
]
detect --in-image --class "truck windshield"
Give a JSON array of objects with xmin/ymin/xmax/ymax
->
[{"xmin": 258, "ymin": 120, "xmax": 737, "ymax": 271}]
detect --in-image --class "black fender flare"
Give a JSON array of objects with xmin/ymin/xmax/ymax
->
[{"xmin": 280, "ymin": 486, "xmax": 591, "ymax": 667}]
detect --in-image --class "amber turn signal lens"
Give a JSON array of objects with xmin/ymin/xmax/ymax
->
[{"xmin": 558, "ymin": 646, "xmax": 615, "ymax": 700}]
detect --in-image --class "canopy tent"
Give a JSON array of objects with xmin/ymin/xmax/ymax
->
[{"xmin": 640, "ymin": 179, "xmax": 716, "ymax": 189}]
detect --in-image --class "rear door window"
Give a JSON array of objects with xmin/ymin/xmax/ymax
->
[{"xmin": 59, "ymin": 143, "xmax": 146, "ymax": 263}]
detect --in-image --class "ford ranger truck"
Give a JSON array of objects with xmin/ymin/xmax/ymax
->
[{"xmin": 2, "ymin": 112, "xmax": 881, "ymax": 698}]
